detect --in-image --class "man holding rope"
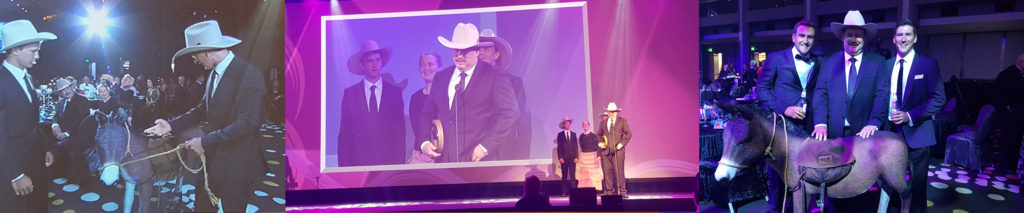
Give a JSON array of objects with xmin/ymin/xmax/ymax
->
[{"xmin": 144, "ymin": 20, "xmax": 267, "ymax": 212}]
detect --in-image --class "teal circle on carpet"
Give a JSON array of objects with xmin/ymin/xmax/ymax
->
[
  {"xmin": 102, "ymin": 202, "xmax": 119, "ymax": 212},
  {"xmin": 63, "ymin": 184, "xmax": 80, "ymax": 192},
  {"xmin": 273, "ymin": 197, "xmax": 285, "ymax": 204},
  {"xmin": 254, "ymin": 190, "xmax": 268, "ymax": 197},
  {"xmin": 53, "ymin": 178, "xmax": 68, "ymax": 184},
  {"xmin": 81, "ymin": 192, "xmax": 100, "ymax": 202}
]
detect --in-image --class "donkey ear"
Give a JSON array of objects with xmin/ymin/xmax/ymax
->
[{"xmin": 715, "ymin": 98, "xmax": 740, "ymax": 114}]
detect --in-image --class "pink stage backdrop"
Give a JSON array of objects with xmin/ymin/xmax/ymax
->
[{"xmin": 285, "ymin": 0, "xmax": 697, "ymax": 190}]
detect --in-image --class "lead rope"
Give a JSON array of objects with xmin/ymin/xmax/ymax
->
[
  {"xmin": 767, "ymin": 113, "xmax": 791, "ymax": 213},
  {"xmin": 120, "ymin": 138, "xmax": 220, "ymax": 207}
]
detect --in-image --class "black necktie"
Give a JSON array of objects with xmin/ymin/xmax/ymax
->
[
  {"xmin": 23, "ymin": 74, "xmax": 34, "ymax": 103},
  {"xmin": 896, "ymin": 59, "xmax": 905, "ymax": 108},
  {"xmin": 796, "ymin": 53, "xmax": 813, "ymax": 63},
  {"xmin": 847, "ymin": 58, "xmax": 858, "ymax": 100},
  {"xmin": 369, "ymin": 85, "xmax": 378, "ymax": 113},
  {"xmin": 455, "ymin": 72, "xmax": 468, "ymax": 93}
]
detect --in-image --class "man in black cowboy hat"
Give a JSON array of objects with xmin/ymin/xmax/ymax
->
[
  {"xmin": 0, "ymin": 19, "xmax": 57, "ymax": 212},
  {"xmin": 337, "ymin": 40, "xmax": 406, "ymax": 166},
  {"xmin": 145, "ymin": 20, "xmax": 267, "ymax": 212},
  {"xmin": 417, "ymin": 23, "xmax": 519, "ymax": 162},
  {"xmin": 479, "ymin": 28, "xmax": 533, "ymax": 160}
]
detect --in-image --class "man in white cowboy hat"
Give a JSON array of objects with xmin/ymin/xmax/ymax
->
[
  {"xmin": 417, "ymin": 23, "xmax": 519, "ymax": 162},
  {"xmin": 144, "ymin": 20, "xmax": 267, "ymax": 212},
  {"xmin": 51, "ymin": 77, "xmax": 91, "ymax": 143},
  {"xmin": 555, "ymin": 117, "xmax": 579, "ymax": 196},
  {"xmin": 479, "ymin": 28, "xmax": 533, "ymax": 160},
  {"xmin": 337, "ymin": 40, "xmax": 406, "ymax": 166},
  {"xmin": 0, "ymin": 19, "xmax": 57, "ymax": 212},
  {"xmin": 812, "ymin": 10, "xmax": 889, "ymax": 141},
  {"xmin": 596, "ymin": 102, "xmax": 631, "ymax": 197}
]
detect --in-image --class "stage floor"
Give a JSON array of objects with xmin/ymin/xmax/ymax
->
[
  {"xmin": 45, "ymin": 123, "xmax": 286, "ymax": 213},
  {"xmin": 286, "ymin": 192, "xmax": 695, "ymax": 212}
]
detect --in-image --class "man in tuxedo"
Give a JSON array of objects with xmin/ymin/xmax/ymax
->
[
  {"xmin": 0, "ymin": 19, "xmax": 57, "ymax": 212},
  {"xmin": 597, "ymin": 102, "xmax": 631, "ymax": 196},
  {"xmin": 555, "ymin": 117, "xmax": 578, "ymax": 196},
  {"xmin": 994, "ymin": 53, "xmax": 1024, "ymax": 171},
  {"xmin": 812, "ymin": 10, "xmax": 889, "ymax": 140},
  {"xmin": 418, "ymin": 23, "xmax": 519, "ymax": 162},
  {"xmin": 882, "ymin": 19, "xmax": 945, "ymax": 213},
  {"xmin": 754, "ymin": 19, "xmax": 819, "ymax": 212},
  {"xmin": 52, "ymin": 78, "xmax": 92, "ymax": 143},
  {"xmin": 479, "ymin": 28, "xmax": 532, "ymax": 160},
  {"xmin": 337, "ymin": 40, "xmax": 406, "ymax": 166},
  {"xmin": 145, "ymin": 20, "xmax": 266, "ymax": 212}
]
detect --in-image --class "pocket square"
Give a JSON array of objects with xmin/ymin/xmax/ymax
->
[{"xmin": 914, "ymin": 74, "xmax": 924, "ymax": 79}]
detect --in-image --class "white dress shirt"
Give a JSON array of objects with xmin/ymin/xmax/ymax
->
[
  {"xmin": 889, "ymin": 49, "xmax": 916, "ymax": 126},
  {"xmin": 447, "ymin": 64, "xmax": 476, "ymax": 109},
  {"xmin": 363, "ymin": 78, "xmax": 382, "ymax": 112},
  {"xmin": 209, "ymin": 51, "xmax": 235, "ymax": 97},
  {"xmin": 792, "ymin": 47, "xmax": 814, "ymax": 93}
]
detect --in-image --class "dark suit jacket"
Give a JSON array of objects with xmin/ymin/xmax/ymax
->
[
  {"xmin": 556, "ymin": 131, "xmax": 578, "ymax": 160},
  {"xmin": 337, "ymin": 80, "xmax": 406, "ymax": 166},
  {"xmin": 994, "ymin": 65, "xmax": 1024, "ymax": 119},
  {"xmin": 169, "ymin": 57, "xmax": 266, "ymax": 183},
  {"xmin": 813, "ymin": 51, "xmax": 889, "ymax": 138},
  {"xmin": 882, "ymin": 53, "xmax": 946, "ymax": 148},
  {"xmin": 0, "ymin": 66, "xmax": 45, "ymax": 187},
  {"xmin": 57, "ymin": 94, "xmax": 92, "ymax": 138},
  {"xmin": 417, "ymin": 62, "xmax": 519, "ymax": 162},
  {"xmin": 596, "ymin": 116, "xmax": 632, "ymax": 156},
  {"xmin": 756, "ymin": 48, "xmax": 821, "ymax": 132}
]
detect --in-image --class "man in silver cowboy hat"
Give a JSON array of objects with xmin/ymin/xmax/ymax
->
[
  {"xmin": 596, "ymin": 102, "xmax": 631, "ymax": 197},
  {"xmin": 555, "ymin": 117, "xmax": 579, "ymax": 196},
  {"xmin": 0, "ymin": 19, "xmax": 57, "ymax": 212},
  {"xmin": 417, "ymin": 23, "xmax": 519, "ymax": 162},
  {"xmin": 337, "ymin": 40, "xmax": 406, "ymax": 166},
  {"xmin": 144, "ymin": 20, "xmax": 267, "ymax": 212},
  {"xmin": 479, "ymin": 28, "xmax": 533, "ymax": 160},
  {"xmin": 812, "ymin": 10, "xmax": 889, "ymax": 141}
]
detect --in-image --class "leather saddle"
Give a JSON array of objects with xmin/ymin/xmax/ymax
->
[{"xmin": 796, "ymin": 137, "xmax": 856, "ymax": 185}]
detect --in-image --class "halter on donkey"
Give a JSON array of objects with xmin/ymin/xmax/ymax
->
[{"xmin": 713, "ymin": 101, "xmax": 910, "ymax": 213}]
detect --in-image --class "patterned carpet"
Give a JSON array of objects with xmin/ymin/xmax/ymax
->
[
  {"xmin": 46, "ymin": 123, "xmax": 286, "ymax": 213},
  {"xmin": 926, "ymin": 161, "xmax": 1021, "ymax": 213}
]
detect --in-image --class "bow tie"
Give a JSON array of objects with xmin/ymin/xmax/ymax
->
[{"xmin": 795, "ymin": 53, "xmax": 813, "ymax": 63}]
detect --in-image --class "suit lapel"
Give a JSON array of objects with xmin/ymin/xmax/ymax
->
[{"xmin": 903, "ymin": 56, "xmax": 920, "ymax": 107}]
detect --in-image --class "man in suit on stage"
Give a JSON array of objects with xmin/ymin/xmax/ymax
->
[
  {"xmin": 754, "ymin": 19, "xmax": 820, "ymax": 212},
  {"xmin": 597, "ymin": 102, "xmax": 631, "ymax": 197},
  {"xmin": 0, "ymin": 19, "xmax": 57, "ymax": 212},
  {"xmin": 145, "ymin": 20, "xmax": 267, "ymax": 212},
  {"xmin": 337, "ymin": 40, "xmax": 406, "ymax": 166},
  {"xmin": 812, "ymin": 10, "xmax": 890, "ymax": 140},
  {"xmin": 882, "ymin": 19, "xmax": 945, "ymax": 213},
  {"xmin": 555, "ymin": 117, "xmax": 578, "ymax": 196},
  {"xmin": 418, "ymin": 23, "xmax": 519, "ymax": 162}
]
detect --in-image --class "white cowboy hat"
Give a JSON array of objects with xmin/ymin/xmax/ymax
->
[
  {"xmin": 56, "ymin": 78, "xmax": 73, "ymax": 91},
  {"xmin": 479, "ymin": 28, "xmax": 513, "ymax": 69},
  {"xmin": 559, "ymin": 117, "xmax": 574, "ymax": 128},
  {"xmin": 830, "ymin": 10, "xmax": 877, "ymax": 40},
  {"xmin": 605, "ymin": 102, "xmax": 622, "ymax": 112},
  {"xmin": 438, "ymin": 23, "xmax": 493, "ymax": 50},
  {"xmin": 1, "ymin": 20, "xmax": 57, "ymax": 52},
  {"xmin": 172, "ymin": 20, "xmax": 242, "ymax": 61},
  {"xmin": 346, "ymin": 40, "xmax": 392, "ymax": 75}
]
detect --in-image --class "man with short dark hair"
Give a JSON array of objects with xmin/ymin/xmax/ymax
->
[
  {"xmin": 883, "ymin": 18, "xmax": 945, "ymax": 213},
  {"xmin": 755, "ymin": 19, "xmax": 820, "ymax": 212}
]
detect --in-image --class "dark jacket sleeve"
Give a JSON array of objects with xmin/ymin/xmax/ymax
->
[
  {"xmin": 868, "ymin": 57, "xmax": 891, "ymax": 127},
  {"xmin": 756, "ymin": 52, "xmax": 781, "ymax": 113},
  {"xmin": 908, "ymin": 58, "xmax": 946, "ymax": 125},
  {"xmin": 416, "ymin": 82, "xmax": 442, "ymax": 152},
  {"xmin": 812, "ymin": 57, "xmax": 831, "ymax": 126},
  {"xmin": 201, "ymin": 67, "xmax": 265, "ymax": 149},
  {"xmin": 480, "ymin": 72, "xmax": 519, "ymax": 151},
  {"xmin": 620, "ymin": 118, "xmax": 633, "ymax": 147}
]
